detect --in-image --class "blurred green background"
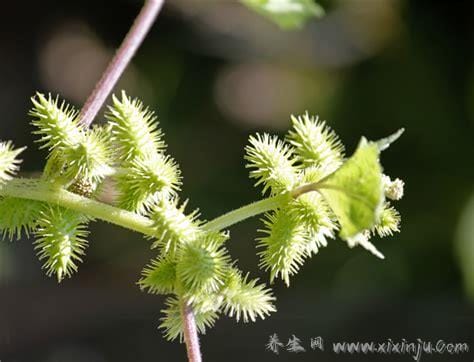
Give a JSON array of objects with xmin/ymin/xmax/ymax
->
[{"xmin": 0, "ymin": 0, "xmax": 473, "ymax": 361}]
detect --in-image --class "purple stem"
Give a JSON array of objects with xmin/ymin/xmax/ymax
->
[
  {"xmin": 182, "ymin": 302, "xmax": 203, "ymax": 362},
  {"xmin": 78, "ymin": 0, "xmax": 165, "ymax": 127},
  {"xmin": 77, "ymin": 1, "xmax": 203, "ymax": 360}
]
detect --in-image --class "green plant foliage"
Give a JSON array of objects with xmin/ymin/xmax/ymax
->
[
  {"xmin": 30, "ymin": 93, "xmax": 82, "ymax": 153},
  {"xmin": 258, "ymin": 206, "xmax": 308, "ymax": 285},
  {"xmin": 241, "ymin": 0, "xmax": 324, "ymax": 29},
  {"xmin": 0, "ymin": 2, "xmax": 412, "ymax": 354},
  {"xmin": 177, "ymin": 231, "xmax": 231, "ymax": 294},
  {"xmin": 139, "ymin": 255, "xmax": 177, "ymax": 295},
  {"xmin": 106, "ymin": 91, "xmax": 166, "ymax": 162},
  {"xmin": 245, "ymin": 133, "xmax": 298, "ymax": 195},
  {"xmin": 34, "ymin": 206, "xmax": 90, "ymax": 282},
  {"xmin": 221, "ymin": 268, "xmax": 275, "ymax": 322},
  {"xmin": 288, "ymin": 192, "xmax": 337, "ymax": 255},
  {"xmin": 345, "ymin": 230, "xmax": 385, "ymax": 260},
  {"xmin": 106, "ymin": 92, "xmax": 182, "ymax": 214},
  {"xmin": 150, "ymin": 199, "xmax": 202, "ymax": 255},
  {"xmin": 287, "ymin": 113, "xmax": 344, "ymax": 173},
  {"xmin": 0, "ymin": 141, "xmax": 24, "ymax": 184},
  {"xmin": 373, "ymin": 202, "xmax": 401, "ymax": 237},
  {"xmin": 62, "ymin": 125, "xmax": 113, "ymax": 184},
  {"xmin": 0, "ymin": 91, "xmax": 404, "ymax": 344},
  {"xmin": 0, "ymin": 197, "xmax": 44, "ymax": 240},
  {"xmin": 116, "ymin": 153, "xmax": 181, "ymax": 213},
  {"xmin": 246, "ymin": 115, "xmax": 404, "ymax": 284},
  {"xmin": 30, "ymin": 93, "xmax": 112, "ymax": 186},
  {"xmin": 318, "ymin": 138, "xmax": 384, "ymax": 240}
]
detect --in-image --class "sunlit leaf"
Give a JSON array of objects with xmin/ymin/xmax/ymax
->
[
  {"xmin": 319, "ymin": 138, "xmax": 384, "ymax": 239},
  {"xmin": 241, "ymin": 0, "xmax": 324, "ymax": 29}
]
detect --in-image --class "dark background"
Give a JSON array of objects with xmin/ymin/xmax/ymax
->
[{"xmin": 0, "ymin": 0, "xmax": 473, "ymax": 361}]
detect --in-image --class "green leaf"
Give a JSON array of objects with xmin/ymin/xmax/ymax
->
[
  {"xmin": 241, "ymin": 0, "xmax": 324, "ymax": 30},
  {"xmin": 319, "ymin": 138, "xmax": 384, "ymax": 239}
]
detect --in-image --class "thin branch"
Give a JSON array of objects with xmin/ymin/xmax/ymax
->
[
  {"xmin": 290, "ymin": 181, "xmax": 320, "ymax": 198},
  {"xmin": 78, "ymin": 0, "xmax": 165, "ymax": 127},
  {"xmin": 203, "ymin": 193, "xmax": 289, "ymax": 232},
  {"xmin": 0, "ymin": 177, "xmax": 322, "ymax": 239},
  {"xmin": 1, "ymin": 178, "xmax": 156, "ymax": 237},
  {"xmin": 181, "ymin": 301, "xmax": 203, "ymax": 362}
]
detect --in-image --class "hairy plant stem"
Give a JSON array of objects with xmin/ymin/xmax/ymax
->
[
  {"xmin": 203, "ymin": 193, "xmax": 291, "ymax": 232},
  {"xmin": 1, "ymin": 179, "xmax": 156, "ymax": 236},
  {"xmin": 181, "ymin": 301, "xmax": 203, "ymax": 362},
  {"xmin": 291, "ymin": 181, "xmax": 321, "ymax": 198},
  {"xmin": 0, "ymin": 179, "xmax": 321, "ymax": 238},
  {"xmin": 78, "ymin": 0, "xmax": 165, "ymax": 127}
]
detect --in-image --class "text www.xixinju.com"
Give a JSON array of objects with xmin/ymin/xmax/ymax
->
[{"xmin": 332, "ymin": 339, "xmax": 469, "ymax": 361}]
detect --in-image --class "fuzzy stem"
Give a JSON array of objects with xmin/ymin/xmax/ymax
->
[
  {"xmin": 181, "ymin": 301, "xmax": 203, "ymax": 362},
  {"xmin": 290, "ymin": 181, "xmax": 319, "ymax": 198},
  {"xmin": 0, "ymin": 179, "xmax": 320, "ymax": 237},
  {"xmin": 203, "ymin": 193, "xmax": 290, "ymax": 232},
  {"xmin": 78, "ymin": 0, "xmax": 165, "ymax": 127},
  {"xmin": 0, "ymin": 179, "xmax": 156, "ymax": 236}
]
